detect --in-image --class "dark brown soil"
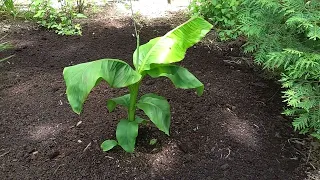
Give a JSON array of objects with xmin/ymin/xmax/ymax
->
[{"xmin": 0, "ymin": 18, "xmax": 307, "ymax": 180}]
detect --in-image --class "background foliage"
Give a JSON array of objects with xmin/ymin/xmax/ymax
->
[
  {"xmin": 189, "ymin": 0, "xmax": 241, "ymax": 40},
  {"xmin": 0, "ymin": 0, "xmax": 87, "ymax": 35},
  {"xmin": 190, "ymin": 0, "xmax": 320, "ymax": 138},
  {"xmin": 29, "ymin": 0, "xmax": 86, "ymax": 35},
  {"xmin": 0, "ymin": 0, "xmax": 18, "ymax": 18},
  {"xmin": 239, "ymin": 0, "xmax": 320, "ymax": 138}
]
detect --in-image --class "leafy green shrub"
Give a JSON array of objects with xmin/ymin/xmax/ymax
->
[
  {"xmin": 29, "ymin": 0, "xmax": 86, "ymax": 35},
  {"xmin": 189, "ymin": 0, "xmax": 241, "ymax": 40},
  {"xmin": 0, "ymin": 0, "xmax": 18, "ymax": 18},
  {"xmin": 75, "ymin": 0, "xmax": 85, "ymax": 13},
  {"xmin": 238, "ymin": 0, "xmax": 320, "ymax": 138},
  {"xmin": 63, "ymin": 17, "xmax": 212, "ymax": 152}
]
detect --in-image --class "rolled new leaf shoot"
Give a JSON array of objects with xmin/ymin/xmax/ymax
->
[{"xmin": 133, "ymin": 17, "xmax": 213, "ymax": 73}]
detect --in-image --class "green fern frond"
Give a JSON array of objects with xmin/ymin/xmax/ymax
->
[
  {"xmin": 198, "ymin": 0, "xmax": 320, "ymax": 138},
  {"xmin": 311, "ymin": 133, "xmax": 320, "ymax": 139},
  {"xmin": 292, "ymin": 113, "xmax": 309, "ymax": 130}
]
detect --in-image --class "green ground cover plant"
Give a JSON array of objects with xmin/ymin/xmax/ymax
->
[
  {"xmin": 0, "ymin": 0, "xmax": 18, "ymax": 18},
  {"xmin": 1, "ymin": 0, "xmax": 86, "ymax": 35},
  {"xmin": 189, "ymin": 0, "xmax": 241, "ymax": 40},
  {"xmin": 29, "ymin": 0, "xmax": 86, "ymax": 35},
  {"xmin": 63, "ymin": 17, "xmax": 213, "ymax": 152}
]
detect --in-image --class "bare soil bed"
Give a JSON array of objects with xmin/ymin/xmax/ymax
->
[{"xmin": 0, "ymin": 17, "xmax": 307, "ymax": 179}]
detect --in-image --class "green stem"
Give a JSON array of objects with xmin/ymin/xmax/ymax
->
[
  {"xmin": 127, "ymin": 0, "xmax": 141, "ymax": 122},
  {"xmin": 128, "ymin": 0, "xmax": 141, "ymax": 122},
  {"xmin": 129, "ymin": 0, "xmax": 140, "ymax": 67},
  {"xmin": 128, "ymin": 81, "xmax": 141, "ymax": 121}
]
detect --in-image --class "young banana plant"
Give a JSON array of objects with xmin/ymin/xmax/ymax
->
[{"xmin": 63, "ymin": 17, "xmax": 213, "ymax": 152}]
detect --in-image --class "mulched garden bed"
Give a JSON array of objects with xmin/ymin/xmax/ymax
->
[{"xmin": 0, "ymin": 17, "xmax": 306, "ymax": 179}]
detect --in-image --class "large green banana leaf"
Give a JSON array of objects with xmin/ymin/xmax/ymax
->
[
  {"xmin": 146, "ymin": 64, "xmax": 204, "ymax": 96},
  {"xmin": 136, "ymin": 93, "xmax": 171, "ymax": 135},
  {"xmin": 63, "ymin": 59, "xmax": 141, "ymax": 114},
  {"xmin": 116, "ymin": 119, "xmax": 138, "ymax": 153},
  {"xmin": 133, "ymin": 17, "xmax": 213, "ymax": 73}
]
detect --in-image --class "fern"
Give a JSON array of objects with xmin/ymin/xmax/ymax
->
[
  {"xmin": 192, "ymin": 0, "xmax": 320, "ymax": 138},
  {"xmin": 238, "ymin": 0, "xmax": 320, "ymax": 138}
]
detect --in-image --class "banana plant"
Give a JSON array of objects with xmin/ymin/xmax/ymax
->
[{"xmin": 63, "ymin": 17, "xmax": 213, "ymax": 152}]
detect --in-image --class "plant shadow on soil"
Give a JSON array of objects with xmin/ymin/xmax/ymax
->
[{"xmin": 0, "ymin": 18, "xmax": 307, "ymax": 179}]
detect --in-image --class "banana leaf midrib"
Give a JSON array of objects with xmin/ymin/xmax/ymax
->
[{"xmin": 137, "ymin": 18, "xmax": 195, "ymax": 73}]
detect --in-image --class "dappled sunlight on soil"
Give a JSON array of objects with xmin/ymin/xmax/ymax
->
[
  {"xmin": 221, "ymin": 108, "xmax": 258, "ymax": 149},
  {"xmin": 29, "ymin": 123, "xmax": 65, "ymax": 141},
  {"xmin": 149, "ymin": 142, "xmax": 180, "ymax": 176},
  {"xmin": 6, "ymin": 78, "xmax": 34, "ymax": 95},
  {"xmin": 11, "ymin": 39, "xmax": 35, "ymax": 50},
  {"xmin": 113, "ymin": 0, "xmax": 188, "ymax": 18}
]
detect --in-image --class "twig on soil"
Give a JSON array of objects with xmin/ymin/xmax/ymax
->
[
  {"xmin": 218, "ymin": 147, "xmax": 231, "ymax": 159},
  {"xmin": 306, "ymin": 148, "xmax": 312, "ymax": 164},
  {"xmin": 292, "ymin": 147, "xmax": 304, "ymax": 157},
  {"xmin": 266, "ymin": 88, "xmax": 281, "ymax": 102},
  {"xmin": 225, "ymin": 148, "xmax": 231, "ymax": 159},
  {"xmin": 289, "ymin": 157, "xmax": 298, "ymax": 160},
  {"xmin": 105, "ymin": 156, "xmax": 114, "ymax": 159},
  {"xmin": 76, "ymin": 121, "xmax": 82, "ymax": 127},
  {"xmin": 83, "ymin": 142, "xmax": 92, "ymax": 152},
  {"xmin": 223, "ymin": 59, "xmax": 242, "ymax": 65},
  {"xmin": 255, "ymin": 100, "xmax": 266, "ymax": 106},
  {"xmin": 306, "ymin": 171, "xmax": 319, "ymax": 180},
  {"xmin": 0, "ymin": 150, "xmax": 10, "ymax": 157},
  {"xmin": 281, "ymin": 143, "xmax": 286, "ymax": 151},
  {"xmin": 216, "ymin": 45, "xmax": 223, "ymax": 51},
  {"xmin": 205, "ymin": 44, "xmax": 212, "ymax": 50},
  {"xmin": 253, "ymin": 123, "xmax": 268, "ymax": 134},
  {"xmin": 53, "ymin": 164, "xmax": 65, "ymax": 174},
  {"xmin": 288, "ymin": 138, "xmax": 305, "ymax": 145},
  {"xmin": 309, "ymin": 162, "xmax": 316, "ymax": 170}
]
